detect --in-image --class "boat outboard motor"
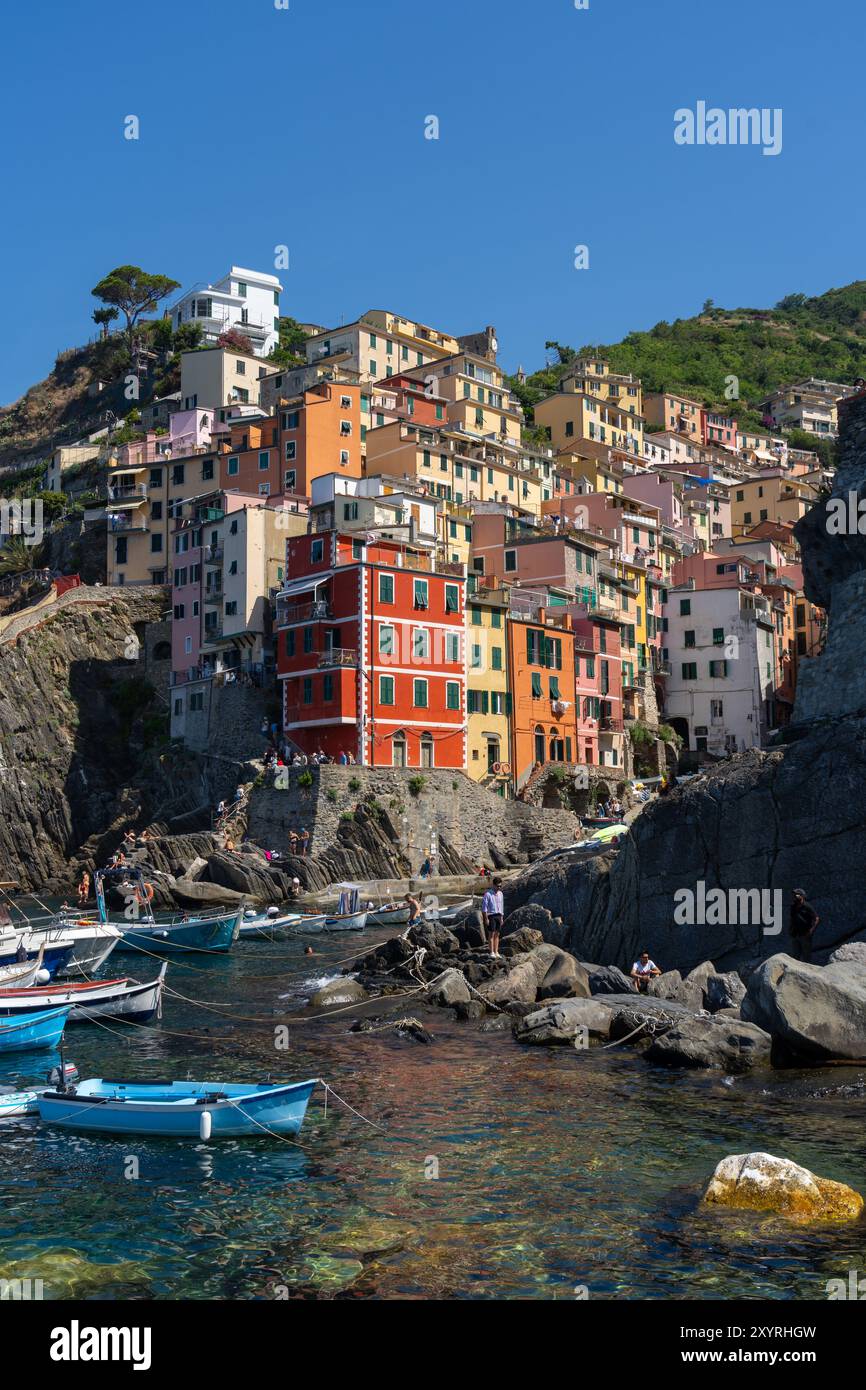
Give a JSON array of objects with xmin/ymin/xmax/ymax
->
[{"xmin": 45, "ymin": 1062, "xmax": 79, "ymax": 1092}]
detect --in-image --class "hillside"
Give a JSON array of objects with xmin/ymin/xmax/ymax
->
[{"xmin": 511, "ymin": 281, "xmax": 866, "ymax": 433}]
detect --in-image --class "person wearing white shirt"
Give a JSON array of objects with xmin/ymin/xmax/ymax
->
[
  {"xmin": 630, "ymin": 951, "xmax": 661, "ymax": 993},
  {"xmin": 481, "ymin": 876, "xmax": 505, "ymax": 958}
]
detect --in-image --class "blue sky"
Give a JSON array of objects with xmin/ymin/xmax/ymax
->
[{"xmin": 1, "ymin": 0, "xmax": 863, "ymax": 404}]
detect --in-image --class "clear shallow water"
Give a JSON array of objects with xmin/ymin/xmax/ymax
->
[{"xmin": 0, "ymin": 923, "xmax": 864, "ymax": 1300}]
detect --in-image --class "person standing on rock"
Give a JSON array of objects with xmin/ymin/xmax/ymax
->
[
  {"xmin": 789, "ymin": 889, "xmax": 819, "ymax": 962},
  {"xmin": 299, "ymin": 828, "xmax": 309, "ymax": 857},
  {"xmin": 482, "ymin": 876, "xmax": 505, "ymax": 959}
]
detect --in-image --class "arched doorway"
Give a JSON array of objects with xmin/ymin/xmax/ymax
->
[
  {"xmin": 667, "ymin": 716, "xmax": 689, "ymax": 747},
  {"xmin": 152, "ymin": 641, "xmax": 171, "ymax": 661},
  {"xmin": 392, "ymin": 731, "xmax": 407, "ymax": 767},
  {"xmin": 534, "ymin": 725, "xmax": 545, "ymax": 765},
  {"xmin": 549, "ymin": 727, "xmax": 566, "ymax": 762},
  {"xmin": 420, "ymin": 733, "xmax": 434, "ymax": 768}
]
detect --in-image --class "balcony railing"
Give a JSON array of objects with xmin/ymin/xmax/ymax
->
[
  {"xmin": 204, "ymin": 586, "xmax": 223, "ymax": 603},
  {"xmin": 108, "ymin": 515, "xmax": 148, "ymax": 533},
  {"xmin": 318, "ymin": 648, "xmax": 357, "ymax": 668},
  {"xmin": 203, "ymin": 546, "xmax": 223, "ymax": 564},
  {"xmin": 108, "ymin": 483, "xmax": 148, "ymax": 503},
  {"xmin": 598, "ymin": 716, "xmax": 624, "ymax": 732},
  {"xmin": 276, "ymin": 598, "xmax": 333, "ymax": 627}
]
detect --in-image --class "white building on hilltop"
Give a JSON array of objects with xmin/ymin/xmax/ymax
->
[{"xmin": 170, "ymin": 266, "xmax": 282, "ymax": 357}]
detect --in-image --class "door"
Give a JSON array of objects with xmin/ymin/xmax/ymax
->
[
  {"xmin": 393, "ymin": 733, "xmax": 407, "ymax": 768},
  {"xmin": 420, "ymin": 735, "xmax": 434, "ymax": 768},
  {"xmin": 487, "ymin": 739, "xmax": 500, "ymax": 774},
  {"xmin": 534, "ymin": 727, "xmax": 545, "ymax": 765}
]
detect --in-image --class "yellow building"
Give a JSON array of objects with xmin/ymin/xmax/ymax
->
[
  {"xmin": 644, "ymin": 390, "xmax": 703, "ymax": 439},
  {"xmin": 728, "ymin": 472, "xmax": 818, "ymax": 536},
  {"xmin": 401, "ymin": 351, "xmax": 522, "ymax": 444},
  {"xmin": 466, "ymin": 585, "xmax": 511, "ymax": 793},
  {"xmin": 364, "ymin": 421, "xmax": 546, "ymax": 518}
]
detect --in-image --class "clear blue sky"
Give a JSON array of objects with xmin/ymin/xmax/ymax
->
[{"xmin": 1, "ymin": 0, "xmax": 863, "ymax": 404}]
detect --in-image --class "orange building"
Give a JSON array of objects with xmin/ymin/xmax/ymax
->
[
  {"xmin": 219, "ymin": 382, "xmax": 363, "ymax": 498},
  {"xmin": 507, "ymin": 610, "xmax": 578, "ymax": 787}
]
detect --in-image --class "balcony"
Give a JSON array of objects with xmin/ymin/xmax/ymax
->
[
  {"xmin": 598, "ymin": 716, "xmax": 624, "ymax": 732},
  {"xmin": 201, "ymin": 625, "xmax": 224, "ymax": 644},
  {"xmin": 203, "ymin": 546, "xmax": 223, "ymax": 564},
  {"xmin": 276, "ymin": 598, "xmax": 333, "ymax": 626},
  {"xmin": 204, "ymin": 585, "xmax": 224, "ymax": 604},
  {"xmin": 108, "ymin": 514, "xmax": 148, "ymax": 533},
  {"xmin": 318, "ymin": 648, "xmax": 357, "ymax": 668},
  {"xmin": 108, "ymin": 483, "xmax": 148, "ymax": 505}
]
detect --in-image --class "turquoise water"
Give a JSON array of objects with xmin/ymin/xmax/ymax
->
[{"xmin": 0, "ymin": 924, "xmax": 864, "ymax": 1300}]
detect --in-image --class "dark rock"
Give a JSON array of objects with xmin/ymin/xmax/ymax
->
[
  {"xmin": 500, "ymin": 926, "xmax": 545, "ymax": 957},
  {"xmin": 453, "ymin": 911, "xmax": 487, "ymax": 949},
  {"xmin": 643, "ymin": 1015, "xmax": 772, "ymax": 1072},
  {"xmin": 171, "ymin": 878, "xmax": 247, "ymax": 908},
  {"xmin": 454, "ymin": 1000, "xmax": 486, "ymax": 1022},
  {"xmin": 501, "ymin": 903, "xmax": 555, "ymax": 943},
  {"xmin": 426, "ymin": 968, "xmax": 471, "ymax": 1007},
  {"xmin": 515, "ymin": 998, "xmax": 614, "ymax": 1045},
  {"xmin": 607, "ymin": 996, "xmax": 701, "ymax": 1042},
  {"xmin": 309, "ymin": 979, "xmax": 368, "ymax": 1008},
  {"xmin": 478, "ymin": 956, "xmax": 538, "ymax": 1007},
  {"xmin": 533, "ymin": 946, "xmax": 591, "ymax": 1000},
  {"xmin": 406, "ymin": 922, "xmax": 460, "ymax": 956},
  {"xmin": 589, "ymin": 965, "xmax": 637, "ymax": 996},
  {"xmin": 706, "ymin": 971, "xmax": 747, "ymax": 1013}
]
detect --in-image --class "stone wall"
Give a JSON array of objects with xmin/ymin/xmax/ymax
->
[
  {"xmin": 247, "ymin": 765, "xmax": 580, "ymax": 868},
  {"xmin": 179, "ymin": 679, "xmax": 279, "ymax": 762}
]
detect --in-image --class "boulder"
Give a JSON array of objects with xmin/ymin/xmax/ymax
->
[
  {"xmin": 828, "ymin": 942, "xmax": 866, "ymax": 965},
  {"xmin": 184, "ymin": 856, "xmax": 209, "ymax": 882},
  {"xmin": 535, "ymin": 947, "xmax": 591, "ymax": 1000},
  {"xmin": 589, "ymin": 965, "xmax": 637, "ymax": 996},
  {"xmin": 453, "ymin": 911, "xmax": 486, "ymax": 949},
  {"xmin": 607, "ymin": 996, "xmax": 701, "ymax": 1042},
  {"xmin": 500, "ymin": 925, "xmax": 545, "ymax": 957},
  {"xmin": 478, "ymin": 1014, "xmax": 512, "ymax": 1034},
  {"xmin": 515, "ymin": 998, "xmax": 613, "ymax": 1045},
  {"xmin": 453, "ymin": 1000, "xmax": 486, "ymax": 1022},
  {"xmin": 646, "ymin": 969, "xmax": 684, "ymax": 1002},
  {"xmin": 643, "ymin": 1015, "xmax": 772, "ymax": 1072},
  {"xmin": 207, "ymin": 850, "xmax": 283, "ymax": 902},
  {"xmin": 172, "ymin": 878, "xmax": 247, "ymax": 908},
  {"xmin": 703, "ymin": 1152, "xmax": 863, "ymax": 1221},
  {"xmin": 501, "ymin": 903, "xmax": 555, "ymax": 943},
  {"xmin": 743, "ymin": 954, "xmax": 866, "ymax": 1059},
  {"xmin": 478, "ymin": 957, "xmax": 538, "ymax": 1007},
  {"xmin": 309, "ymin": 978, "xmax": 368, "ymax": 1008},
  {"xmin": 406, "ymin": 922, "xmax": 460, "ymax": 956},
  {"xmin": 426, "ymin": 968, "xmax": 471, "ymax": 1007},
  {"xmin": 705, "ymin": 971, "xmax": 746, "ymax": 1013}
]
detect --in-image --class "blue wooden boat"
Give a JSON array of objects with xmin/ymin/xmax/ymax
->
[
  {"xmin": 0, "ymin": 1006, "xmax": 70, "ymax": 1053},
  {"xmin": 116, "ymin": 910, "xmax": 241, "ymax": 956},
  {"xmin": 37, "ymin": 1076, "xmax": 318, "ymax": 1139}
]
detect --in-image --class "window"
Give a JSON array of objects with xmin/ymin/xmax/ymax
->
[
  {"xmin": 713, "ymin": 627, "xmax": 725, "ymax": 645},
  {"xmin": 379, "ymin": 675, "xmax": 395, "ymax": 705},
  {"xmin": 286, "ymin": 630, "xmax": 295, "ymax": 658},
  {"xmin": 445, "ymin": 583, "xmax": 459, "ymax": 613},
  {"xmin": 151, "ymin": 501, "xmax": 163, "ymax": 521},
  {"xmin": 323, "ymin": 673, "xmax": 334, "ymax": 702},
  {"xmin": 173, "ymin": 604, "xmax": 185, "ymax": 619},
  {"xmin": 284, "ymin": 441, "xmax": 296, "ymax": 461},
  {"xmin": 711, "ymin": 699, "xmax": 724, "ymax": 718},
  {"xmin": 445, "ymin": 632, "xmax": 459, "ymax": 663},
  {"xmin": 679, "ymin": 598, "xmax": 691, "ymax": 615},
  {"xmin": 258, "ymin": 482, "xmax": 270, "ymax": 496},
  {"xmin": 709, "ymin": 659, "xmax": 729, "ymax": 678},
  {"xmin": 201, "ymin": 460, "xmax": 213, "ymax": 481},
  {"xmin": 284, "ymin": 469, "xmax": 296, "ymax": 492},
  {"xmin": 173, "ymin": 698, "xmax": 182, "ymax": 717},
  {"xmin": 684, "ymin": 630, "xmax": 695, "ymax": 648},
  {"xmin": 492, "ymin": 647, "xmax": 503, "ymax": 671},
  {"xmin": 531, "ymin": 672, "xmax": 543, "ymax": 698},
  {"xmin": 446, "ymin": 681, "xmax": 460, "ymax": 710},
  {"xmin": 413, "ymin": 678, "xmax": 428, "ymax": 708},
  {"xmin": 504, "ymin": 550, "xmax": 517, "ymax": 573},
  {"xmin": 302, "ymin": 677, "xmax": 313, "ymax": 704},
  {"xmin": 681, "ymin": 662, "xmax": 697, "ymax": 680},
  {"xmin": 228, "ymin": 456, "xmax": 239, "ymax": 477},
  {"xmin": 311, "ymin": 539, "xmax": 324, "ymax": 563},
  {"xmin": 150, "ymin": 534, "xmax": 163, "ymax": 553},
  {"xmin": 149, "ymin": 469, "xmax": 163, "ymax": 488},
  {"xmin": 379, "ymin": 573, "xmax": 394, "ymax": 604},
  {"xmin": 412, "ymin": 628, "xmax": 429, "ymax": 660},
  {"xmin": 184, "ymin": 635, "xmax": 192, "ymax": 655},
  {"xmin": 225, "ymin": 601, "xmax": 237, "ymax": 616},
  {"xmin": 236, "ymin": 281, "xmax": 247, "ymax": 297},
  {"xmin": 282, "ymin": 411, "xmax": 299, "ymax": 430},
  {"xmin": 549, "ymin": 675, "xmax": 561, "ymax": 699},
  {"xmin": 379, "ymin": 625, "xmax": 395, "ymax": 655},
  {"xmin": 259, "ymin": 451, "xmax": 270, "ymax": 471},
  {"xmin": 413, "ymin": 578, "xmax": 428, "ymax": 610},
  {"xmin": 303, "ymin": 627, "xmax": 314, "ymax": 653}
]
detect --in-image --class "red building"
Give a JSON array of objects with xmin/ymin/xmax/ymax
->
[{"xmin": 277, "ymin": 530, "xmax": 467, "ymax": 766}]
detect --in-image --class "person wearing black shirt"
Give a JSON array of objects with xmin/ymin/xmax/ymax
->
[{"xmin": 789, "ymin": 889, "xmax": 819, "ymax": 962}]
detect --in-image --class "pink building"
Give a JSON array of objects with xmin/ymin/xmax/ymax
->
[{"xmin": 701, "ymin": 409, "xmax": 738, "ymax": 449}]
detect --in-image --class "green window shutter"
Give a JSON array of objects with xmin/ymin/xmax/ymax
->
[{"xmin": 531, "ymin": 673, "xmax": 542, "ymax": 698}]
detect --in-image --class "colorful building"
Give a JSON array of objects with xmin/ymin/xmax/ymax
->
[
  {"xmin": 466, "ymin": 584, "xmax": 511, "ymax": 792},
  {"xmin": 507, "ymin": 609, "xmax": 578, "ymax": 791}
]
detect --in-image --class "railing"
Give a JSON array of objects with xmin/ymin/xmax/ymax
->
[
  {"xmin": 204, "ymin": 586, "xmax": 223, "ymax": 603},
  {"xmin": 276, "ymin": 598, "xmax": 333, "ymax": 626},
  {"xmin": 598, "ymin": 716, "xmax": 624, "ymax": 732},
  {"xmin": 108, "ymin": 484, "xmax": 148, "ymax": 502},
  {"xmin": 108, "ymin": 515, "xmax": 148, "ymax": 533},
  {"xmin": 318, "ymin": 648, "xmax": 357, "ymax": 668},
  {"xmin": 203, "ymin": 546, "xmax": 223, "ymax": 563},
  {"xmin": 202, "ymin": 624, "xmax": 223, "ymax": 642}
]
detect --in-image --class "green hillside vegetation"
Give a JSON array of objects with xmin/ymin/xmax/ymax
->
[{"xmin": 509, "ymin": 281, "xmax": 866, "ymax": 447}]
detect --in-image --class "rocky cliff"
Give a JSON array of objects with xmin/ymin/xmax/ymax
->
[
  {"xmin": 509, "ymin": 395, "xmax": 866, "ymax": 974},
  {"xmin": 0, "ymin": 585, "xmax": 169, "ymax": 891}
]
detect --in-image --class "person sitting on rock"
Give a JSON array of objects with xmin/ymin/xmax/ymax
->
[
  {"xmin": 789, "ymin": 889, "xmax": 819, "ymax": 962},
  {"xmin": 630, "ymin": 951, "xmax": 661, "ymax": 992}
]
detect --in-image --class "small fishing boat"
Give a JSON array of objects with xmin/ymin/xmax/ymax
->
[
  {"xmin": 0, "ymin": 964, "xmax": 167, "ymax": 1023},
  {"xmin": 321, "ymin": 885, "xmax": 368, "ymax": 932},
  {"xmin": 117, "ymin": 912, "xmax": 241, "ymax": 956},
  {"xmin": 0, "ymin": 1087, "xmax": 40, "ymax": 1118},
  {"xmin": 425, "ymin": 896, "xmax": 475, "ymax": 925},
  {"xmin": 0, "ymin": 1007, "xmax": 70, "ymax": 1053},
  {"xmin": 238, "ymin": 908, "xmax": 304, "ymax": 939},
  {"xmin": 365, "ymin": 902, "xmax": 411, "ymax": 929},
  {"xmin": 37, "ymin": 1076, "xmax": 318, "ymax": 1139},
  {"xmin": 0, "ymin": 946, "xmax": 49, "ymax": 990},
  {"xmin": 0, "ymin": 934, "xmax": 74, "ymax": 980},
  {"xmin": 18, "ymin": 921, "xmax": 123, "ymax": 977}
]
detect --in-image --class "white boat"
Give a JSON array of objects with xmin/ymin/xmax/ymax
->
[
  {"xmin": 0, "ymin": 946, "xmax": 49, "ymax": 989},
  {"xmin": 0, "ymin": 1087, "xmax": 40, "ymax": 1118},
  {"xmin": 322, "ymin": 910, "xmax": 368, "ymax": 932},
  {"xmin": 366, "ymin": 902, "xmax": 411, "ymax": 928},
  {"xmin": 239, "ymin": 908, "xmax": 304, "ymax": 939},
  {"xmin": 10, "ymin": 920, "xmax": 123, "ymax": 977},
  {"xmin": 0, "ymin": 964, "xmax": 166, "ymax": 1022}
]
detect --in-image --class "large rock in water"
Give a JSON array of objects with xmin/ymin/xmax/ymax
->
[
  {"xmin": 643, "ymin": 1016, "xmax": 771, "ymax": 1072},
  {"xmin": 309, "ymin": 979, "xmax": 368, "ymax": 1008},
  {"xmin": 426, "ymin": 968, "xmax": 471, "ymax": 1006},
  {"xmin": 515, "ymin": 997, "xmax": 614, "ymax": 1044},
  {"xmin": 743, "ymin": 954, "xmax": 866, "ymax": 1059},
  {"xmin": 478, "ymin": 957, "xmax": 538, "ymax": 1008},
  {"xmin": 703, "ymin": 1152, "xmax": 863, "ymax": 1222}
]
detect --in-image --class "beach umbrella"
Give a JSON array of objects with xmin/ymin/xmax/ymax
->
[{"xmin": 587, "ymin": 823, "xmax": 628, "ymax": 845}]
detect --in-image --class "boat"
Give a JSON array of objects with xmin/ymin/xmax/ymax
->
[
  {"xmin": 0, "ymin": 933, "xmax": 75, "ymax": 980},
  {"xmin": 322, "ymin": 885, "xmax": 368, "ymax": 932},
  {"xmin": 93, "ymin": 869, "xmax": 241, "ymax": 956},
  {"xmin": 17, "ymin": 920, "xmax": 122, "ymax": 977},
  {"xmin": 365, "ymin": 902, "xmax": 411, "ymax": 929},
  {"xmin": 289, "ymin": 913, "xmax": 328, "ymax": 934},
  {"xmin": 37, "ymin": 1076, "xmax": 318, "ymax": 1139},
  {"xmin": 238, "ymin": 908, "xmax": 304, "ymax": 939},
  {"xmin": 0, "ymin": 946, "xmax": 49, "ymax": 989},
  {"xmin": 426, "ymin": 896, "xmax": 475, "ymax": 925},
  {"xmin": 117, "ymin": 912, "xmax": 241, "ymax": 956},
  {"xmin": 0, "ymin": 1087, "xmax": 40, "ymax": 1118},
  {"xmin": 0, "ymin": 964, "xmax": 167, "ymax": 1023},
  {"xmin": 0, "ymin": 1007, "xmax": 70, "ymax": 1053}
]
